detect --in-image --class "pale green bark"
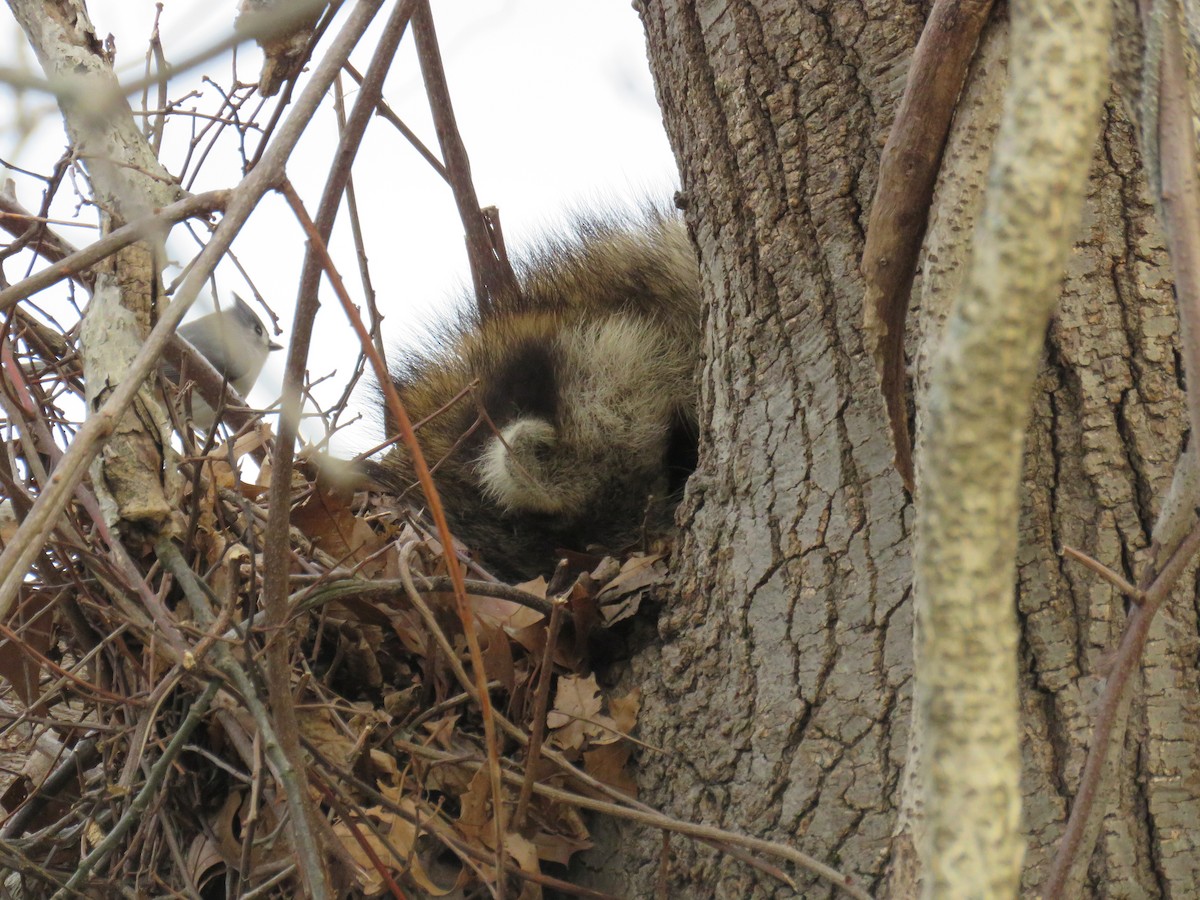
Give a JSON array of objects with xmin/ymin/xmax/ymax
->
[{"xmin": 914, "ymin": 0, "xmax": 1115, "ymax": 896}]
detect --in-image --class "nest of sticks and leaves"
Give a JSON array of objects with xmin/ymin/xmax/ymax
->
[{"xmin": 0, "ymin": 382, "xmax": 671, "ymax": 899}]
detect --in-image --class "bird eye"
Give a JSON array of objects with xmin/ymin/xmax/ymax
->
[{"xmin": 255, "ymin": 324, "xmax": 264, "ymax": 336}]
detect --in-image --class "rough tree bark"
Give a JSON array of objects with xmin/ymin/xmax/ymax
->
[{"xmin": 576, "ymin": 1, "xmax": 1200, "ymax": 897}]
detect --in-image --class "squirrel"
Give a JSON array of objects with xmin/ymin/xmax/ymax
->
[{"xmin": 377, "ymin": 210, "xmax": 700, "ymax": 580}]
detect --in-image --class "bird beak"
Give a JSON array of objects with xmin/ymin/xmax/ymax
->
[{"xmin": 269, "ymin": 340, "xmax": 284, "ymax": 351}]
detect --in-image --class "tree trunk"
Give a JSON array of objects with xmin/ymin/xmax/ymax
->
[{"xmin": 580, "ymin": 1, "xmax": 1200, "ymax": 896}]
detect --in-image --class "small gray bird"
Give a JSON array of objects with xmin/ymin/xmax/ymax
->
[{"xmin": 172, "ymin": 294, "xmax": 282, "ymax": 430}]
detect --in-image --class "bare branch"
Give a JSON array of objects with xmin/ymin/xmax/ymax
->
[
  {"xmin": 915, "ymin": 0, "xmax": 1114, "ymax": 893},
  {"xmin": 0, "ymin": 191, "xmax": 228, "ymax": 314},
  {"xmin": 861, "ymin": 0, "xmax": 996, "ymax": 491},
  {"xmin": 412, "ymin": 0, "xmax": 519, "ymax": 316}
]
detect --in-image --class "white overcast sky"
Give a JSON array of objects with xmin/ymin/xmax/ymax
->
[{"xmin": 0, "ymin": 1, "xmax": 678, "ymax": 453}]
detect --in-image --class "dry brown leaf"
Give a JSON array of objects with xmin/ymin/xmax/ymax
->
[
  {"xmin": 297, "ymin": 706, "xmax": 356, "ymax": 773},
  {"xmin": 331, "ymin": 812, "xmax": 388, "ymax": 896},
  {"xmin": 0, "ymin": 588, "xmax": 55, "ymax": 707},
  {"xmin": 203, "ymin": 427, "xmax": 271, "ymax": 497},
  {"xmin": 193, "ymin": 517, "xmax": 227, "ymax": 571},
  {"xmin": 383, "ymin": 607, "xmax": 428, "ymax": 656},
  {"xmin": 548, "ymin": 674, "xmax": 603, "ymax": 721},
  {"xmin": 475, "ymin": 620, "xmax": 516, "ymax": 694},
  {"xmin": 506, "ymin": 620, "xmax": 547, "ymax": 659},
  {"xmin": 210, "ymin": 792, "xmax": 286, "ymax": 878},
  {"xmin": 383, "ymin": 802, "xmax": 458, "ymax": 896},
  {"xmin": 369, "ymin": 748, "xmax": 399, "ymax": 780},
  {"xmin": 546, "ymin": 674, "xmax": 604, "ymax": 751},
  {"xmin": 505, "ymin": 831, "xmax": 543, "ymax": 900},
  {"xmin": 384, "ymin": 685, "xmax": 421, "ymax": 719},
  {"xmin": 457, "ymin": 766, "xmax": 491, "ymax": 842},
  {"xmin": 380, "ymin": 539, "xmax": 405, "ymax": 579},
  {"xmin": 208, "ymin": 456, "xmax": 240, "ymax": 493},
  {"xmin": 338, "ymin": 624, "xmax": 385, "ymax": 692},
  {"xmin": 596, "ymin": 553, "xmax": 667, "ymax": 625},
  {"xmin": 583, "ymin": 742, "xmax": 637, "ymax": 798},
  {"xmin": 467, "ymin": 576, "xmax": 549, "ymax": 657},
  {"xmin": 184, "ymin": 831, "xmax": 224, "ymax": 890},
  {"xmin": 532, "ymin": 830, "xmax": 591, "ymax": 868},
  {"xmin": 471, "ymin": 592, "xmax": 545, "ymax": 632},
  {"xmin": 187, "ymin": 795, "xmax": 234, "ymax": 887},
  {"xmin": 255, "ymin": 455, "xmax": 273, "ymax": 489},
  {"xmin": 514, "ymin": 576, "xmax": 549, "ymax": 598},
  {"xmin": 415, "ymin": 754, "xmax": 472, "ymax": 797},
  {"xmin": 231, "ymin": 422, "xmax": 273, "ymax": 459},
  {"xmin": 587, "ymin": 715, "xmax": 625, "ymax": 746},
  {"xmin": 423, "ymin": 714, "xmax": 461, "ymax": 753},
  {"xmin": 529, "ymin": 801, "xmax": 592, "ymax": 866},
  {"xmin": 291, "ymin": 484, "xmax": 385, "ymax": 574},
  {"xmin": 565, "ymin": 578, "xmax": 600, "ymax": 657},
  {"xmin": 380, "ymin": 788, "xmax": 473, "ymax": 892},
  {"xmin": 334, "ymin": 804, "xmax": 454, "ymax": 896},
  {"xmin": 608, "ymin": 688, "xmax": 641, "ymax": 735}
]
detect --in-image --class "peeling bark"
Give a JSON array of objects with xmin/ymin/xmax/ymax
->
[{"xmin": 9, "ymin": 0, "xmax": 184, "ymax": 534}]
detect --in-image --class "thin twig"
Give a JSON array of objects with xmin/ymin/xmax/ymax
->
[
  {"xmin": 50, "ymin": 680, "xmax": 220, "ymax": 900},
  {"xmin": 142, "ymin": 4, "xmax": 168, "ymax": 156},
  {"xmin": 330, "ymin": 75, "xmax": 382, "ymax": 390},
  {"xmin": 293, "ymin": 575, "xmax": 561, "ymax": 620},
  {"xmin": 1059, "ymin": 545, "xmax": 1143, "ymax": 602},
  {"xmin": 861, "ymin": 0, "xmax": 996, "ymax": 490},
  {"xmin": 157, "ymin": 539, "xmax": 332, "ymax": 898},
  {"xmin": 1044, "ymin": 517, "xmax": 1200, "ymax": 897},
  {"xmin": 0, "ymin": 179, "xmax": 86, "ymax": 283},
  {"xmin": 514, "ymin": 597, "xmax": 565, "ymax": 831},
  {"xmin": 281, "ymin": 174, "xmax": 510, "ymax": 896},
  {"xmin": 0, "ymin": 190, "xmax": 228, "ymax": 313},
  {"xmin": 254, "ymin": 6, "xmax": 409, "ymax": 895},
  {"xmin": 343, "ymin": 61, "xmax": 449, "ymax": 182},
  {"xmin": 411, "ymin": 0, "xmax": 519, "ymax": 316}
]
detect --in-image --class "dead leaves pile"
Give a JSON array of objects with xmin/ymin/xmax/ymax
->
[{"xmin": 0, "ymin": 436, "xmax": 672, "ymax": 898}]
